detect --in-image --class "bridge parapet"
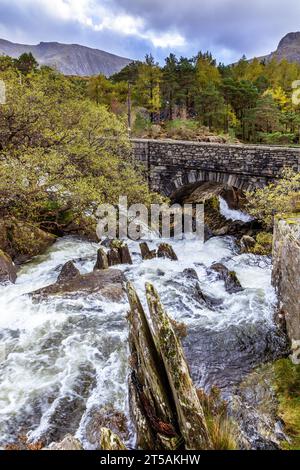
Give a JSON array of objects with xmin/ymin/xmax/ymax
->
[{"xmin": 131, "ymin": 138, "xmax": 300, "ymax": 197}]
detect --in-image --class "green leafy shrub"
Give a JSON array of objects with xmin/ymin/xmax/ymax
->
[
  {"xmin": 247, "ymin": 169, "xmax": 300, "ymax": 229},
  {"xmin": 251, "ymin": 232, "xmax": 273, "ymax": 255}
]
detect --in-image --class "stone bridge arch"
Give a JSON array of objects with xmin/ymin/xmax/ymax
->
[
  {"xmin": 161, "ymin": 169, "xmax": 263, "ymax": 200},
  {"xmin": 131, "ymin": 138, "xmax": 300, "ymax": 199}
]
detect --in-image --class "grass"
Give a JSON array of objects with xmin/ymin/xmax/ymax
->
[
  {"xmin": 197, "ymin": 386, "xmax": 238, "ymax": 450},
  {"xmin": 273, "ymin": 359, "xmax": 300, "ymax": 450}
]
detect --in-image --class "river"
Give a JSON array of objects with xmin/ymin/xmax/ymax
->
[{"xmin": 0, "ymin": 201, "xmax": 288, "ymax": 449}]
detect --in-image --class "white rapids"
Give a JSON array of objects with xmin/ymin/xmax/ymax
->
[{"xmin": 0, "ymin": 234, "xmax": 286, "ymax": 448}]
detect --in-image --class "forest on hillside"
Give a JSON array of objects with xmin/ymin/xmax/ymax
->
[
  {"xmin": 93, "ymin": 53, "xmax": 300, "ymax": 145},
  {"xmin": 3, "ymin": 51, "xmax": 300, "ymax": 145}
]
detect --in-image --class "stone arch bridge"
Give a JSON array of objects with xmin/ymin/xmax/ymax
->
[{"xmin": 131, "ymin": 139, "xmax": 300, "ymax": 199}]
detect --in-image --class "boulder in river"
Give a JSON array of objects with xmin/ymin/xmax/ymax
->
[
  {"xmin": 0, "ymin": 249, "xmax": 17, "ymax": 284},
  {"xmin": 140, "ymin": 242, "xmax": 157, "ymax": 260},
  {"xmin": 31, "ymin": 269, "xmax": 126, "ymax": 302},
  {"xmin": 94, "ymin": 247, "xmax": 109, "ymax": 270},
  {"xmin": 210, "ymin": 263, "xmax": 243, "ymax": 294},
  {"xmin": 57, "ymin": 261, "xmax": 80, "ymax": 283},
  {"xmin": 157, "ymin": 243, "xmax": 178, "ymax": 261},
  {"xmin": 107, "ymin": 241, "xmax": 133, "ymax": 266},
  {"xmin": 0, "ymin": 217, "xmax": 56, "ymax": 264},
  {"xmin": 240, "ymin": 235, "xmax": 256, "ymax": 253},
  {"xmin": 182, "ymin": 268, "xmax": 199, "ymax": 281},
  {"xmin": 108, "ymin": 248, "xmax": 121, "ymax": 266}
]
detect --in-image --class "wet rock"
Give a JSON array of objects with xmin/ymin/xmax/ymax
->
[
  {"xmin": 85, "ymin": 405, "xmax": 129, "ymax": 448},
  {"xmin": 156, "ymin": 269, "xmax": 165, "ymax": 277},
  {"xmin": 108, "ymin": 248, "xmax": 121, "ymax": 266},
  {"xmin": 120, "ymin": 244, "xmax": 133, "ymax": 265},
  {"xmin": 210, "ymin": 263, "xmax": 243, "ymax": 294},
  {"xmin": 31, "ymin": 269, "xmax": 126, "ymax": 302},
  {"xmin": 169, "ymin": 318, "xmax": 188, "ymax": 339},
  {"xmin": 213, "ymin": 225, "xmax": 229, "ymax": 237},
  {"xmin": 272, "ymin": 216, "xmax": 300, "ymax": 364},
  {"xmin": 157, "ymin": 243, "xmax": 178, "ymax": 261},
  {"xmin": 146, "ymin": 283, "xmax": 211, "ymax": 449},
  {"xmin": 126, "ymin": 281, "xmax": 211, "ymax": 450},
  {"xmin": 194, "ymin": 282, "xmax": 223, "ymax": 307},
  {"xmin": 204, "ymin": 224, "xmax": 214, "ymax": 242},
  {"xmin": 0, "ymin": 217, "xmax": 56, "ymax": 264},
  {"xmin": 127, "ymin": 282, "xmax": 180, "ymax": 450},
  {"xmin": 176, "ymin": 270, "xmax": 222, "ymax": 308},
  {"xmin": 100, "ymin": 428, "xmax": 127, "ymax": 450},
  {"xmin": 140, "ymin": 242, "xmax": 156, "ymax": 260},
  {"xmin": 38, "ymin": 364, "xmax": 97, "ymax": 445},
  {"xmin": 57, "ymin": 261, "xmax": 80, "ymax": 283},
  {"xmin": 240, "ymin": 235, "xmax": 256, "ymax": 253},
  {"xmin": 94, "ymin": 247, "xmax": 109, "ymax": 270},
  {"xmin": 47, "ymin": 434, "xmax": 83, "ymax": 450},
  {"xmin": 229, "ymin": 364, "xmax": 286, "ymax": 450},
  {"xmin": 220, "ymin": 187, "xmax": 244, "ymax": 210},
  {"xmin": 106, "ymin": 241, "xmax": 133, "ymax": 266},
  {"xmin": 0, "ymin": 249, "xmax": 17, "ymax": 284}
]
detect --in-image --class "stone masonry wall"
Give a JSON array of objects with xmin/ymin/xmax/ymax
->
[{"xmin": 132, "ymin": 139, "xmax": 300, "ymax": 196}]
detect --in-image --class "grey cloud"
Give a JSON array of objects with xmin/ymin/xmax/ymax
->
[{"xmin": 0, "ymin": 0, "xmax": 300, "ymax": 63}]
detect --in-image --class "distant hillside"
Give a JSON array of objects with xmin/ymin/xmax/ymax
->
[
  {"xmin": 259, "ymin": 32, "xmax": 300, "ymax": 63},
  {"xmin": 0, "ymin": 39, "xmax": 132, "ymax": 76}
]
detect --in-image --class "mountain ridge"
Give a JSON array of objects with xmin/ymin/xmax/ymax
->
[
  {"xmin": 0, "ymin": 38, "xmax": 132, "ymax": 77},
  {"xmin": 257, "ymin": 32, "xmax": 300, "ymax": 63}
]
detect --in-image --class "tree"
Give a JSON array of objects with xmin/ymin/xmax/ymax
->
[
  {"xmin": 253, "ymin": 94, "xmax": 281, "ymax": 133},
  {"xmin": 162, "ymin": 53, "xmax": 180, "ymax": 120},
  {"xmin": 247, "ymin": 169, "xmax": 300, "ymax": 229},
  {"xmin": 176, "ymin": 57, "xmax": 196, "ymax": 118},
  {"xmin": 0, "ymin": 67, "xmax": 160, "ymax": 231},
  {"xmin": 221, "ymin": 78, "xmax": 259, "ymax": 139},
  {"xmin": 0, "ymin": 55, "xmax": 15, "ymax": 72},
  {"xmin": 133, "ymin": 54, "xmax": 162, "ymax": 122},
  {"xmin": 14, "ymin": 52, "xmax": 38, "ymax": 75},
  {"xmin": 88, "ymin": 74, "xmax": 114, "ymax": 105},
  {"xmin": 110, "ymin": 61, "xmax": 142, "ymax": 84},
  {"xmin": 195, "ymin": 85, "xmax": 226, "ymax": 130},
  {"xmin": 195, "ymin": 53, "xmax": 221, "ymax": 90}
]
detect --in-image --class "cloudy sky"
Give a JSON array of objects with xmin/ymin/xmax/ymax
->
[{"xmin": 0, "ymin": 0, "xmax": 300, "ymax": 63}]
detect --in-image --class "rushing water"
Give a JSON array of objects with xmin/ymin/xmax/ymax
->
[
  {"xmin": 219, "ymin": 197, "xmax": 254, "ymax": 223},
  {"xmin": 0, "ymin": 234, "xmax": 288, "ymax": 449}
]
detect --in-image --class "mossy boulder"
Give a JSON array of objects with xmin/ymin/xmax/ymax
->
[
  {"xmin": 47, "ymin": 434, "xmax": 83, "ymax": 450},
  {"xmin": 100, "ymin": 428, "xmax": 127, "ymax": 450},
  {"xmin": 157, "ymin": 243, "xmax": 178, "ymax": 261},
  {"xmin": 0, "ymin": 217, "xmax": 56, "ymax": 264}
]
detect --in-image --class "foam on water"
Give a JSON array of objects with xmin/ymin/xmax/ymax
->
[
  {"xmin": 0, "ymin": 235, "xmax": 284, "ymax": 448},
  {"xmin": 219, "ymin": 196, "xmax": 254, "ymax": 222}
]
